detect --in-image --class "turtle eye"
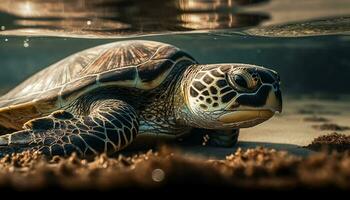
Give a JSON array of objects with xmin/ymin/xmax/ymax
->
[
  {"xmin": 228, "ymin": 69, "xmax": 259, "ymax": 92},
  {"xmin": 233, "ymin": 74, "xmax": 247, "ymax": 89}
]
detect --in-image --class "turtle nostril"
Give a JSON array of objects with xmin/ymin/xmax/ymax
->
[{"xmin": 233, "ymin": 74, "xmax": 247, "ymax": 89}]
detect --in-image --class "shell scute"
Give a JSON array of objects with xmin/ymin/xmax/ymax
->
[
  {"xmin": 0, "ymin": 40, "xmax": 196, "ymax": 129},
  {"xmin": 98, "ymin": 67, "xmax": 137, "ymax": 84},
  {"xmin": 61, "ymin": 75, "xmax": 97, "ymax": 102},
  {"xmin": 138, "ymin": 59, "xmax": 174, "ymax": 82}
]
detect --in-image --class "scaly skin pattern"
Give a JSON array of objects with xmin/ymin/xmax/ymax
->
[
  {"xmin": 178, "ymin": 64, "xmax": 282, "ymax": 129},
  {"xmin": 0, "ymin": 100, "xmax": 139, "ymax": 157},
  {"xmin": 0, "ymin": 59, "xmax": 192, "ymax": 158}
]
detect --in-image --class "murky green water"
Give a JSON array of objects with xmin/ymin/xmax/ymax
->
[{"xmin": 1, "ymin": 33, "xmax": 350, "ymax": 97}]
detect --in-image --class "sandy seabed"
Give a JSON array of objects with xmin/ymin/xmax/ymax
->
[
  {"xmin": 0, "ymin": 97, "xmax": 350, "ymax": 191},
  {"xmin": 0, "ymin": 146, "xmax": 350, "ymax": 191}
]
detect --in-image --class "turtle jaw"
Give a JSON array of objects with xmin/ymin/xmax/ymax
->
[
  {"xmin": 218, "ymin": 84, "xmax": 282, "ymax": 128},
  {"xmin": 219, "ymin": 110, "xmax": 274, "ymax": 123},
  {"xmin": 218, "ymin": 110, "xmax": 274, "ymax": 128},
  {"xmin": 218, "ymin": 109, "xmax": 275, "ymax": 128}
]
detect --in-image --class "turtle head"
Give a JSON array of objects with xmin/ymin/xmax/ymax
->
[{"xmin": 183, "ymin": 64, "xmax": 282, "ymax": 129}]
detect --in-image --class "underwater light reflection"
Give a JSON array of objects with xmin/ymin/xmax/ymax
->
[{"xmin": 0, "ymin": 0, "xmax": 269, "ymax": 37}]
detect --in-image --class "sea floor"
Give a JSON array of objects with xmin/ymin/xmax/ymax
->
[
  {"xmin": 181, "ymin": 97, "xmax": 350, "ymax": 158},
  {"xmin": 0, "ymin": 97, "xmax": 350, "ymax": 190}
]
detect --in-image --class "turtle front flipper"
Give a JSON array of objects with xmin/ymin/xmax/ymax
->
[{"xmin": 0, "ymin": 99, "xmax": 139, "ymax": 157}]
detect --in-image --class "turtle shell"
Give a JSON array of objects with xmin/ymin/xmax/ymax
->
[{"xmin": 0, "ymin": 40, "xmax": 197, "ymax": 129}]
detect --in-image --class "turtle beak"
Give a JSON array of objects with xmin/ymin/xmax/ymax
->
[
  {"xmin": 265, "ymin": 85, "xmax": 282, "ymax": 113},
  {"xmin": 267, "ymin": 70, "xmax": 282, "ymax": 113}
]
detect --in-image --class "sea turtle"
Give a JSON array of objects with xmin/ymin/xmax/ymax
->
[{"xmin": 0, "ymin": 40, "xmax": 282, "ymax": 157}]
